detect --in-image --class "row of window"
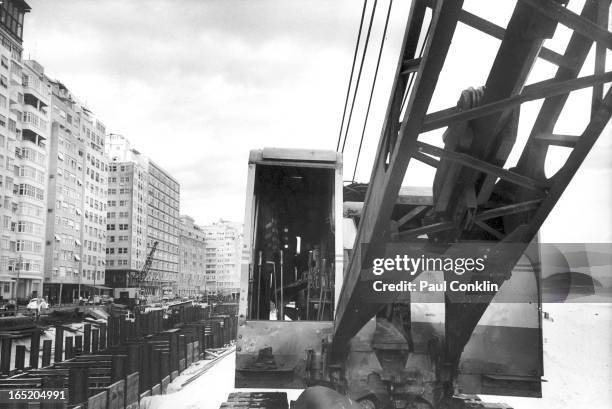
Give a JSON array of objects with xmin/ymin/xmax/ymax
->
[
  {"xmin": 15, "ymin": 183, "xmax": 44, "ymax": 201},
  {"xmin": 107, "ymin": 211, "xmax": 130, "ymax": 218},
  {"xmin": 17, "ymin": 164, "xmax": 45, "ymax": 184},
  {"xmin": 108, "ymin": 187, "xmax": 131, "ymax": 195},
  {"xmin": 108, "ymin": 235, "xmax": 129, "ymax": 242},
  {"xmin": 106, "ymin": 247, "xmax": 128, "ymax": 254},
  {"xmin": 107, "ymin": 199, "xmax": 129, "ymax": 207},
  {"xmin": 107, "ymin": 223, "xmax": 129, "ymax": 231},
  {"xmin": 9, "ymin": 220, "xmax": 43, "ymax": 235},
  {"xmin": 0, "ymin": 238, "xmax": 42, "ymax": 253},
  {"xmin": 16, "ymin": 147, "xmax": 46, "ymax": 166},
  {"xmin": 22, "ymin": 111, "xmax": 48, "ymax": 132},
  {"xmin": 0, "ymin": 258, "xmax": 41, "ymax": 274}
]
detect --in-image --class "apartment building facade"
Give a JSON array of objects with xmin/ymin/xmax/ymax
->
[
  {"xmin": 147, "ymin": 161, "xmax": 180, "ymax": 296},
  {"xmin": 202, "ymin": 220, "xmax": 242, "ymax": 297},
  {"xmin": 104, "ymin": 135, "xmax": 180, "ymax": 298},
  {"xmin": 178, "ymin": 215, "xmax": 206, "ymax": 297},
  {"xmin": 104, "ymin": 134, "xmax": 148, "ymax": 291},
  {"xmin": 0, "ymin": 0, "xmax": 50, "ymax": 301},
  {"xmin": 42, "ymin": 80, "xmax": 108, "ymax": 304}
]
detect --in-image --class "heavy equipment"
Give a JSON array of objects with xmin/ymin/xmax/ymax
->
[
  {"xmin": 221, "ymin": 0, "xmax": 612, "ymax": 408},
  {"xmin": 112, "ymin": 240, "xmax": 159, "ymax": 305}
]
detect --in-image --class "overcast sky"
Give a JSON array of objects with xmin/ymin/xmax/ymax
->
[{"xmin": 22, "ymin": 0, "xmax": 611, "ymax": 242}]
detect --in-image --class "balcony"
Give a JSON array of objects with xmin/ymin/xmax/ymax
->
[
  {"xmin": 21, "ymin": 106, "xmax": 49, "ymax": 134},
  {"xmin": 24, "ymin": 93, "xmax": 48, "ymax": 115},
  {"xmin": 21, "ymin": 128, "xmax": 46, "ymax": 149},
  {"xmin": 22, "ymin": 77, "xmax": 49, "ymax": 104}
]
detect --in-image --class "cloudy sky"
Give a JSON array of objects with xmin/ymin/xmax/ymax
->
[{"xmin": 22, "ymin": 0, "xmax": 611, "ymax": 241}]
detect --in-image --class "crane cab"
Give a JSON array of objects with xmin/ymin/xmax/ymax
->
[{"xmin": 235, "ymin": 148, "xmax": 343, "ymax": 388}]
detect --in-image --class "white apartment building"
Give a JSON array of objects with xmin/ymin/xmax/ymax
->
[
  {"xmin": 0, "ymin": 0, "xmax": 50, "ymax": 301},
  {"xmin": 178, "ymin": 215, "xmax": 206, "ymax": 297},
  {"xmin": 202, "ymin": 220, "xmax": 242, "ymax": 297}
]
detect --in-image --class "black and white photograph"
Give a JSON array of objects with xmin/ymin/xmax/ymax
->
[{"xmin": 0, "ymin": 1, "xmax": 611, "ymax": 408}]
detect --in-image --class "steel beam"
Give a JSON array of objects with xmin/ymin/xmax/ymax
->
[
  {"xmin": 332, "ymin": 0, "xmax": 464, "ymax": 360},
  {"xmin": 479, "ymin": 0, "xmax": 600, "ymax": 203},
  {"xmin": 515, "ymin": 0, "xmax": 600, "ymax": 177},
  {"xmin": 422, "ymin": 71, "xmax": 612, "ymax": 132},
  {"xmin": 415, "ymin": 141, "xmax": 548, "ymax": 192},
  {"xmin": 445, "ymin": 86, "xmax": 612, "ymax": 368},
  {"xmin": 433, "ymin": 0, "xmax": 561, "ymax": 216},
  {"xmin": 520, "ymin": 0, "xmax": 612, "ymax": 49},
  {"xmin": 592, "ymin": 0, "xmax": 610, "ymax": 115}
]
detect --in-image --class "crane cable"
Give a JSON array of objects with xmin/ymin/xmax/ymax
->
[
  {"xmin": 352, "ymin": 0, "xmax": 394, "ymax": 182},
  {"xmin": 341, "ymin": 0, "xmax": 379, "ymax": 154},
  {"xmin": 336, "ymin": 0, "xmax": 368, "ymax": 152}
]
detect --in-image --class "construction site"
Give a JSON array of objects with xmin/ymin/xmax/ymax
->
[{"xmin": 1, "ymin": 0, "xmax": 612, "ymax": 408}]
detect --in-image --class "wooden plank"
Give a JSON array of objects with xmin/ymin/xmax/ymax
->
[
  {"xmin": 92, "ymin": 329, "xmax": 99, "ymax": 353},
  {"xmin": 84, "ymin": 324, "xmax": 91, "ymax": 354},
  {"xmin": 54, "ymin": 326, "xmax": 64, "ymax": 363},
  {"xmin": 68, "ymin": 366, "xmax": 89, "ymax": 405},
  {"xmin": 332, "ymin": 0, "xmax": 465, "ymax": 359},
  {"xmin": 64, "ymin": 336, "xmax": 73, "ymax": 360},
  {"xmin": 0, "ymin": 337, "xmax": 11, "ymax": 374},
  {"xmin": 29, "ymin": 330, "xmax": 40, "ymax": 369},
  {"xmin": 125, "ymin": 372, "xmax": 139, "ymax": 409},
  {"xmin": 87, "ymin": 391, "xmax": 108, "ymax": 409},
  {"xmin": 111, "ymin": 355, "xmax": 126, "ymax": 383},
  {"xmin": 15, "ymin": 345, "xmax": 25, "ymax": 370},
  {"xmin": 106, "ymin": 380, "xmax": 125, "ymax": 409},
  {"xmin": 41, "ymin": 340, "xmax": 51, "ymax": 367},
  {"xmin": 99, "ymin": 323, "xmax": 107, "ymax": 351},
  {"xmin": 520, "ymin": 0, "xmax": 612, "ymax": 49}
]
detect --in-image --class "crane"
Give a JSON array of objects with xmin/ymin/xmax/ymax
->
[
  {"xmin": 137, "ymin": 241, "xmax": 159, "ymax": 297},
  {"xmin": 223, "ymin": 1, "xmax": 612, "ymax": 408}
]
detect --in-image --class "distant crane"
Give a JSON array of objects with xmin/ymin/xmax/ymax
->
[{"xmin": 137, "ymin": 241, "xmax": 159, "ymax": 297}]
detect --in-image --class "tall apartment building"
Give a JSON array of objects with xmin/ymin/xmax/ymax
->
[
  {"xmin": 43, "ymin": 80, "xmax": 108, "ymax": 304},
  {"xmin": 104, "ymin": 134, "xmax": 148, "ymax": 290},
  {"xmin": 178, "ymin": 215, "xmax": 206, "ymax": 297},
  {"xmin": 0, "ymin": 1, "xmax": 50, "ymax": 301},
  {"xmin": 147, "ymin": 161, "xmax": 180, "ymax": 296},
  {"xmin": 202, "ymin": 220, "xmax": 242, "ymax": 297},
  {"xmin": 104, "ymin": 134, "xmax": 180, "ymax": 297}
]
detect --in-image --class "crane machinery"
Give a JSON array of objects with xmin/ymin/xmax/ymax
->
[
  {"xmin": 220, "ymin": 0, "xmax": 612, "ymax": 408},
  {"xmin": 138, "ymin": 240, "xmax": 160, "ymax": 298}
]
